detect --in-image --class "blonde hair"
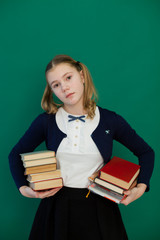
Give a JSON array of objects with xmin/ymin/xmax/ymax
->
[{"xmin": 41, "ymin": 54, "xmax": 98, "ymax": 118}]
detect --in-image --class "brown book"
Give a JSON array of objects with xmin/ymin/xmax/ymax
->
[
  {"xmin": 29, "ymin": 178, "xmax": 63, "ymax": 190},
  {"xmin": 88, "ymin": 171, "xmax": 137, "ymax": 195},
  {"xmin": 94, "ymin": 177, "xmax": 137, "ymax": 195},
  {"xmin": 20, "ymin": 150, "xmax": 55, "ymax": 161},
  {"xmin": 23, "ymin": 157, "xmax": 56, "ymax": 168},
  {"xmin": 24, "ymin": 163, "xmax": 56, "ymax": 175},
  {"xmin": 27, "ymin": 170, "xmax": 61, "ymax": 182}
]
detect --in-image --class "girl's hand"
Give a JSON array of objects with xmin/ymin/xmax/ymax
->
[
  {"xmin": 19, "ymin": 185, "xmax": 62, "ymax": 199},
  {"xmin": 120, "ymin": 183, "xmax": 147, "ymax": 206}
]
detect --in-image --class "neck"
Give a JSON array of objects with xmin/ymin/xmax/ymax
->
[{"xmin": 63, "ymin": 105, "xmax": 87, "ymax": 115}]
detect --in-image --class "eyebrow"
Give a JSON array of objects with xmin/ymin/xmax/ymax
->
[{"xmin": 50, "ymin": 72, "xmax": 73, "ymax": 85}]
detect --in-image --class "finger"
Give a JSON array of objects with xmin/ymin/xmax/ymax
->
[
  {"xmin": 36, "ymin": 187, "xmax": 62, "ymax": 194},
  {"xmin": 123, "ymin": 190, "xmax": 131, "ymax": 195},
  {"xmin": 46, "ymin": 187, "xmax": 62, "ymax": 193},
  {"xmin": 36, "ymin": 187, "xmax": 61, "ymax": 199},
  {"xmin": 46, "ymin": 188, "xmax": 61, "ymax": 198},
  {"xmin": 121, "ymin": 196, "xmax": 132, "ymax": 206},
  {"xmin": 26, "ymin": 187, "xmax": 39, "ymax": 198},
  {"xmin": 46, "ymin": 187, "xmax": 62, "ymax": 195},
  {"xmin": 46, "ymin": 188, "xmax": 61, "ymax": 197}
]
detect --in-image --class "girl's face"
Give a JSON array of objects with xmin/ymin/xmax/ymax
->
[{"xmin": 46, "ymin": 63, "xmax": 85, "ymax": 113}]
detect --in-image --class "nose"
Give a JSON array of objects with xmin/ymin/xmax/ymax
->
[{"xmin": 61, "ymin": 82, "xmax": 69, "ymax": 92}]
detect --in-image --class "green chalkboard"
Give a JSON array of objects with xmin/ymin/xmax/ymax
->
[{"xmin": 0, "ymin": 0, "xmax": 159, "ymax": 239}]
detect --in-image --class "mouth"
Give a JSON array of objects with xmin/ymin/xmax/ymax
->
[{"xmin": 66, "ymin": 93, "xmax": 74, "ymax": 98}]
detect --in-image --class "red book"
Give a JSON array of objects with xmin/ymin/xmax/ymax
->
[{"xmin": 99, "ymin": 156, "xmax": 140, "ymax": 190}]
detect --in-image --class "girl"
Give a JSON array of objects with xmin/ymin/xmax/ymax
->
[{"xmin": 9, "ymin": 54, "xmax": 154, "ymax": 240}]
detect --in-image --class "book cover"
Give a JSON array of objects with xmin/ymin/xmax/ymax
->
[{"xmin": 100, "ymin": 156, "xmax": 140, "ymax": 189}]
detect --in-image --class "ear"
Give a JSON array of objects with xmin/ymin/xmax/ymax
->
[{"xmin": 80, "ymin": 70, "xmax": 85, "ymax": 84}]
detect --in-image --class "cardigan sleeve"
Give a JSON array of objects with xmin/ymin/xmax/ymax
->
[
  {"xmin": 8, "ymin": 113, "xmax": 46, "ymax": 190},
  {"xmin": 113, "ymin": 113, "xmax": 155, "ymax": 191}
]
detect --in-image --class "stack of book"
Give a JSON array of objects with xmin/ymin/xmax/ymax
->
[
  {"xmin": 88, "ymin": 156, "xmax": 140, "ymax": 204},
  {"xmin": 20, "ymin": 150, "xmax": 63, "ymax": 190}
]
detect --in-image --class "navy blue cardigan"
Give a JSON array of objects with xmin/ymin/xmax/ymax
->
[{"xmin": 8, "ymin": 106, "xmax": 155, "ymax": 191}]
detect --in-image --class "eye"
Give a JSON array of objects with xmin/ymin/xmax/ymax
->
[
  {"xmin": 66, "ymin": 75, "xmax": 72, "ymax": 80},
  {"xmin": 52, "ymin": 83, "xmax": 59, "ymax": 89}
]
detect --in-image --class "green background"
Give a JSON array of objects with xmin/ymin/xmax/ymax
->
[{"xmin": 0, "ymin": 0, "xmax": 159, "ymax": 239}]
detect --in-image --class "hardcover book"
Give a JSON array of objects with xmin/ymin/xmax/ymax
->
[
  {"xmin": 20, "ymin": 150, "xmax": 55, "ymax": 161},
  {"xmin": 21, "ymin": 150, "xmax": 63, "ymax": 191},
  {"xmin": 23, "ymin": 157, "xmax": 56, "ymax": 167},
  {"xmin": 24, "ymin": 163, "xmax": 57, "ymax": 175},
  {"xmin": 88, "ymin": 183, "xmax": 125, "ymax": 204},
  {"xmin": 29, "ymin": 177, "xmax": 63, "ymax": 190},
  {"xmin": 27, "ymin": 170, "xmax": 61, "ymax": 182},
  {"xmin": 94, "ymin": 177, "xmax": 138, "ymax": 195},
  {"xmin": 99, "ymin": 156, "xmax": 140, "ymax": 189}
]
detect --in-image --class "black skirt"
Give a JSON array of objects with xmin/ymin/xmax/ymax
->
[{"xmin": 29, "ymin": 187, "xmax": 128, "ymax": 240}]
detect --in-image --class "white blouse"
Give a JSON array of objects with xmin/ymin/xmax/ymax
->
[{"xmin": 55, "ymin": 106, "xmax": 104, "ymax": 188}]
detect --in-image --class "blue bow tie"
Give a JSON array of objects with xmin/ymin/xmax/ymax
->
[{"xmin": 68, "ymin": 115, "xmax": 86, "ymax": 122}]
